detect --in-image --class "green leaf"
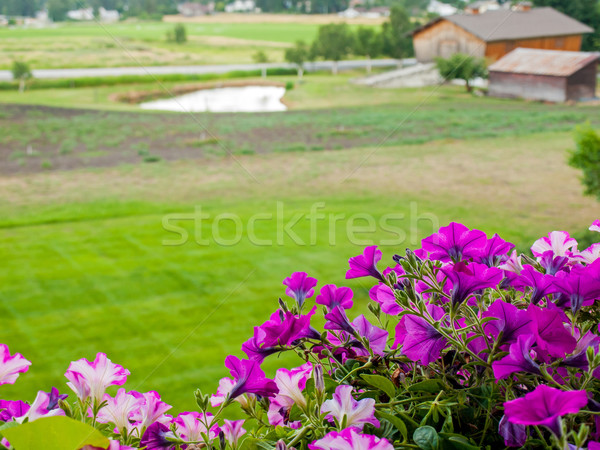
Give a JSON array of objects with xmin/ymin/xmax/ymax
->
[
  {"xmin": 439, "ymin": 433, "xmax": 480, "ymax": 450},
  {"xmin": 1, "ymin": 416, "xmax": 109, "ymax": 450},
  {"xmin": 360, "ymin": 374, "xmax": 396, "ymax": 398},
  {"xmin": 413, "ymin": 425, "xmax": 440, "ymax": 450},
  {"xmin": 377, "ymin": 411, "xmax": 408, "ymax": 441},
  {"xmin": 407, "ymin": 379, "xmax": 446, "ymax": 394}
]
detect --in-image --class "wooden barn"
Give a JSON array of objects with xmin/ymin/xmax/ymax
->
[
  {"xmin": 488, "ymin": 48, "xmax": 599, "ymax": 102},
  {"xmin": 411, "ymin": 7, "xmax": 593, "ymax": 62}
]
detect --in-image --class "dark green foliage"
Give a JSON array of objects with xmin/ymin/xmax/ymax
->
[
  {"xmin": 381, "ymin": 5, "xmax": 415, "ymax": 59},
  {"xmin": 11, "ymin": 61, "xmax": 32, "ymax": 81},
  {"xmin": 533, "ymin": 0, "xmax": 600, "ymax": 50},
  {"xmin": 252, "ymin": 50, "xmax": 269, "ymax": 63},
  {"xmin": 0, "ymin": 0, "xmax": 40, "ymax": 16},
  {"xmin": 284, "ymin": 40, "xmax": 309, "ymax": 77},
  {"xmin": 354, "ymin": 26, "xmax": 383, "ymax": 59},
  {"xmin": 166, "ymin": 24, "xmax": 187, "ymax": 44},
  {"xmin": 313, "ymin": 23, "xmax": 354, "ymax": 74},
  {"xmin": 436, "ymin": 53, "xmax": 487, "ymax": 92},
  {"xmin": 569, "ymin": 124, "xmax": 600, "ymax": 200}
]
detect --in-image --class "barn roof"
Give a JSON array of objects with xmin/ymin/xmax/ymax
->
[
  {"xmin": 412, "ymin": 7, "xmax": 593, "ymax": 42},
  {"xmin": 488, "ymin": 48, "xmax": 600, "ymax": 76}
]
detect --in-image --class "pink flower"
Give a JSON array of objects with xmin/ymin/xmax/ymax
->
[
  {"xmin": 309, "ymin": 428, "xmax": 393, "ymax": 450},
  {"xmin": 504, "ymin": 385, "xmax": 587, "ymax": 436},
  {"xmin": 268, "ymin": 362, "xmax": 313, "ymax": 428},
  {"xmin": 15, "ymin": 390, "xmax": 65, "ymax": 423},
  {"xmin": 96, "ymin": 389, "xmax": 144, "ymax": 431},
  {"xmin": 0, "ymin": 344, "xmax": 31, "ymax": 386},
  {"xmin": 222, "ymin": 419, "xmax": 246, "ymax": 448},
  {"xmin": 590, "ymin": 220, "xmax": 600, "ymax": 233},
  {"xmin": 369, "ymin": 284, "xmax": 402, "ymax": 315},
  {"xmin": 65, "ymin": 353, "xmax": 130, "ymax": 403},
  {"xmin": 131, "ymin": 391, "xmax": 172, "ymax": 432},
  {"xmin": 531, "ymin": 231, "xmax": 577, "ymax": 258},
  {"xmin": 174, "ymin": 411, "xmax": 219, "ymax": 443},
  {"xmin": 321, "ymin": 385, "xmax": 379, "ymax": 430}
]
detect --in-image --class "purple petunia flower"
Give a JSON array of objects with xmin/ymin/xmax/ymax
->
[
  {"xmin": 369, "ymin": 284, "xmax": 402, "ymax": 315},
  {"xmin": 0, "ymin": 344, "xmax": 31, "ymax": 386},
  {"xmin": 498, "ymin": 414, "xmax": 527, "ymax": 448},
  {"xmin": 225, "ymin": 355, "xmax": 278, "ymax": 401},
  {"xmin": 268, "ymin": 362, "xmax": 313, "ymax": 428},
  {"xmin": 538, "ymin": 251, "xmax": 569, "ymax": 276},
  {"xmin": 242, "ymin": 307, "xmax": 318, "ymax": 362},
  {"xmin": 531, "ymin": 231, "xmax": 577, "ymax": 259},
  {"xmin": 345, "ymin": 246, "xmax": 384, "ymax": 281},
  {"xmin": 352, "ymin": 315, "xmax": 388, "ymax": 357},
  {"xmin": 44, "ymin": 387, "xmax": 68, "ymax": 411},
  {"xmin": 393, "ymin": 303, "xmax": 448, "ymax": 365},
  {"xmin": 492, "ymin": 334, "xmax": 540, "ymax": 380},
  {"xmin": 283, "ymin": 272, "xmax": 318, "ymax": 309},
  {"xmin": 563, "ymin": 331, "xmax": 600, "ymax": 373},
  {"xmin": 528, "ymin": 305, "xmax": 576, "ymax": 358},
  {"xmin": 324, "ymin": 306, "xmax": 357, "ymax": 336},
  {"xmin": 316, "ymin": 284, "xmax": 354, "ymax": 311},
  {"xmin": 441, "ymin": 261, "xmax": 503, "ymax": 307},
  {"xmin": 14, "ymin": 390, "xmax": 65, "ymax": 423},
  {"xmin": 476, "ymin": 234, "xmax": 515, "ymax": 267},
  {"xmin": 64, "ymin": 353, "xmax": 130, "ymax": 404},
  {"xmin": 504, "ymin": 385, "xmax": 587, "ymax": 436},
  {"xmin": 321, "ymin": 385, "xmax": 379, "ymax": 430},
  {"xmin": 0, "ymin": 400, "xmax": 29, "ymax": 421},
  {"xmin": 553, "ymin": 265, "xmax": 600, "ymax": 314},
  {"xmin": 309, "ymin": 427, "xmax": 393, "ymax": 450},
  {"xmin": 513, "ymin": 265, "xmax": 559, "ymax": 305},
  {"xmin": 483, "ymin": 299, "xmax": 532, "ymax": 346},
  {"xmin": 140, "ymin": 421, "xmax": 174, "ymax": 450},
  {"xmin": 421, "ymin": 222, "xmax": 487, "ymax": 263}
]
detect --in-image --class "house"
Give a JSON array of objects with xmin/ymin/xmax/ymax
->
[
  {"xmin": 464, "ymin": 0, "xmax": 500, "ymax": 14},
  {"xmin": 488, "ymin": 48, "xmax": 599, "ymax": 102},
  {"xmin": 427, "ymin": 0, "xmax": 458, "ymax": 17},
  {"xmin": 338, "ymin": 6, "xmax": 389, "ymax": 18},
  {"xmin": 66, "ymin": 7, "xmax": 119, "ymax": 22},
  {"xmin": 225, "ymin": 0, "xmax": 256, "ymax": 12},
  {"xmin": 177, "ymin": 2, "xmax": 215, "ymax": 16},
  {"xmin": 411, "ymin": 7, "xmax": 593, "ymax": 62}
]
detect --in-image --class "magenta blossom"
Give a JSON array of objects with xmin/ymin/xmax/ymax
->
[
  {"xmin": 574, "ymin": 243, "xmax": 600, "ymax": 264},
  {"xmin": 345, "ymin": 246, "xmax": 384, "ymax": 281},
  {"xmin": 283, "ymin": 272, "xmax": 318, "ymax": 309},
  {"xmin": 498, "ymin": 414, "xmax": 527, "ymax": 448},
  {"xmin": 393, "ymin": 303, "xmax": 448, "ymax": 365},
  {"xmin": 528, "ymin": 305, "xmax": 576, "ymax": 358},
  {"xmin": 590, "ymin": 220, "xmax": 600, "ymax": 233},
  {"xmin": 513, "ymin": 264, "xmax": 559, "ymax": 305},
  {"xmin": 351, "ymin": 315, "xmax": 388, "ymax": 357},
  {"xmin": 504, "ymin": 385, "xmax": 587, "ymax": 436},
  {"xmin": 492, "ymin": 335, "xmax": 540, "ymax": 380},
  {"xmin": 554, "ymin": 266, "xmax": 600, "ymax": 314},
  {"xmin": 224, "ymin": 356, "xmax": 278, "ymax": 401},
  {"xmin": 441, "ymin": 261, "xmax": 503, "ymax": 307},
  {"xmin": 309, "ymin": 428, "xmax": 393, "ymax": 450},
  {"xmin": 421, "ymin": 222, "xmax": 487, "ymax": 263},
  {"xmin": 222, "ymin": 419, "xmax": 246, "ymax": 448},
  {"xmin": 65, "ymin": 353, "xmax": 130, "ymax": 404},
  {"xmin": 316, "ymin": 284, "xmax": 354, "ymax": 311},
  {"xmin": 477, "ymin": 234, "xmax": 515, "ymax": 267},
  {"xmin": 140, "ymin": 421, "xmax": 174, "ymax": 450},
  {"xmin": 324, "ymin": 306, "xmax": 357, "ymax": 336},
  {"xmin": 0, "ymin": 344, "xmax": 31, "ymax": 386},
  {"xmin": 0, "ymin": 400, "xmax": 29, "ymax": 421},
  {"xmin": 483, "ymin": 299, "xmax": 532, "ymax": 346},
  {"xmin": 369, "ymin": 284, "xmax": 402, "ymax": 315},
  {"xmin": 531, "ymin": 231, "xmax": 577, "ymax": 258},
  {"xmin": 538, "ymin": 251, "xmax": 569, "ymax": 276},
  {"xmin": 15, "ymin": 390, "xmax": 65, "ymax": 423},
  {"xmin": 321, "ymin": 385, "xmax": 379, "ymax": 430},
  {"xmin": 268, "ymin": 362, "xmax": 313, "ymax": 428}
]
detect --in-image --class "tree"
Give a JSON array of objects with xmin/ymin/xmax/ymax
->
[
  {"xmin": 353, "ymin": 27, "xmax": 383, "ymax": 73},
  {"xmin": 569, "ymin": 124, "xmax": 600, "ymax": 200},
  {"xmin": 166, "ymin": 24, "xmax": 187, "ymax": 44},
  {"xmin": 533, "ymin": 0, "xmax": 600, "ymax": 50},
  {"xmin": 12, "ymin": 61, "xmax": 32, "ymax": 93},
  {"xmin": 435, "ymin": 53, "xmax": 487, "ymax": 92},
  {"xmin": 47, "ymin": 0, "xmax": 75, "ymax": 21},
  {"xmin": 284, "ymin": 40, "xmax": 309, "ymax": 79},
  {"xmin": 381, "ymin": 5, "xmax": 414, "ymax": 61},
  {"xmin": 313, "ymin": 23, "xmax": 354, "ymax": 75},
  {"xmin": 253, "ymin": 50, "xmax": 270, "ymax": 78}
]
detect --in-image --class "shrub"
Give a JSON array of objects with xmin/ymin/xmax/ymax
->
[
  {"xmin": 166, "ymin": 24, "xmax": 187, "ymax": 44},
  {"xmin": 569, "ymin": 123, "xmax": 600, "ymax": 200},
  {"xmin": 3, "ymin": 222, "xmax": 600, "ymax": 449}
]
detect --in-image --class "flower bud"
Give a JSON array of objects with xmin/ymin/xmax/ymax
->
[
  {"xmin": 194, "ymin": 389, "xmax": 209, "ymax": 411},
  {"xmin": 219, "ymin": 430, "xmax": 226, "ymax": 450},
  {"xmin": 58, "ymin": 399, "xmax": 73, "ymax": 418},
  {"xmin": 314, "ymin": 364, "xmax": 325, "ymax": 395}
]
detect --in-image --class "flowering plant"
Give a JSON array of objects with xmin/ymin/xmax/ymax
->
[{"xmin": 2, "ymin": 221, "xmax": 600, "ymax": 449}]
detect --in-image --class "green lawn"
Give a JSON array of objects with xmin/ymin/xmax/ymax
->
[{"xmin": 0, "ymin": 127, "xmax": 598, "ymax": 413}]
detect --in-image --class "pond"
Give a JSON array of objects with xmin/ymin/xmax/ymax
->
[{"xmin": 139, "ymin": 85, "xmax": 287, "ymax": 113}]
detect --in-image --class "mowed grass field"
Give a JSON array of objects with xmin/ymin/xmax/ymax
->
[
  {"xmin": 1, "ymin": 76, "xmax": 600, "ymax": 412},
  {"xmin": 0, "ymin": 19, "xmax": 378, "ymax": 69}
]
